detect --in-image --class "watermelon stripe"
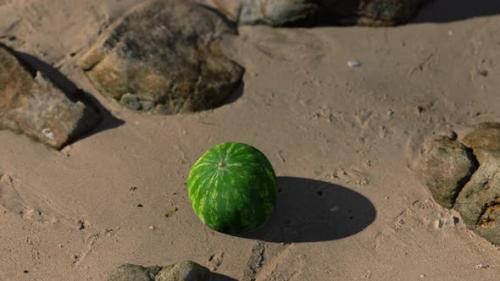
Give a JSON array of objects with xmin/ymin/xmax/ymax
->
[
  {"xmin": 198, "ymin": 171, "xmax": 218, "ymax": 219},
  {"xmin": 189, "ymin": 167, "xmax": 214, "ymax": 201},
  {"xmin": 225, "ymin": 142, "xmax": 236, "ymax": 156}
]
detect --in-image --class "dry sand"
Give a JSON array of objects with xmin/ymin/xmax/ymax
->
[{"xmin": 1, "ymin": 0, "xmax": 500, "ymax": 280}]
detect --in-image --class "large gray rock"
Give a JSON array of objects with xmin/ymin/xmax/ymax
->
[
  {"xmin": 454, "ymin": 123, "xmax": 500, "ymax": 245},
  {"xmin": 0, "ymin": 45, "xmax": 101, "ymax": 149},
  {"xmin": 107, "ymin": 261, "xmax": 211, "ymax": 281},
  {"xmin": 155, "ymin": 261, "xmax": 211, "ymax": 281},
  {"xmin": 80, "ymin": 0, "xmax": 244, "ymax": 114},
  {"xmin": 208, "ymin": 0, "xmax": 429, "ymax": 26},
  {"xmin": 211, "ymin": 0, "xmax": 319, "ymax": 26},
  {"xmin": 419, "ymin": 123, "xmax": 500, "ymax": 245},
  {"xmin": 462, "ymin": 122, "xmax": 500, "ymax": 159},
  {"xmin": 418, "ymin": 136, "xmax": 477, "ymax": 209}
]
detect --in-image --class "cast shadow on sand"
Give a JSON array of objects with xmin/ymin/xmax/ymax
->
[
  {"xmin": 414, "ymin": 0, "xmax": 500, "ymax": 23},
  {"xmin": 1, "ymin": 44, "xmax": 124, "ymax": 147},
  {"xmin": 222, "ymin": 81, "xmax": 244, "ymax": 107},
  {"xmin": 240, "ymin": 176, "xmax": 376, "ymax": 243}
]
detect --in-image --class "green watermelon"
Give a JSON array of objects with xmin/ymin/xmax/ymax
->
[{"xmin": 187, "ymin": 142, "xmax": 277, "ymax": 234}]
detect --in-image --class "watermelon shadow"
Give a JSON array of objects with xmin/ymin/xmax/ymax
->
[{"xmin": 240, "ymin": 176, "xmax": 376, "ymax": 243}]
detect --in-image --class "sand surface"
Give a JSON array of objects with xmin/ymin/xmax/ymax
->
[{"xmin": 1, "ymin": 0, "xmax": 500, "ymax": 280}]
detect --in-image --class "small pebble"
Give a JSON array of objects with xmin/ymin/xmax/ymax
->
[
  {"xmin": 137, "ymin": 204, "xmax": 143, "ymax": 208},
  {"xmin": 436, "ymin": 129, "xmax": 458, "ymax": 141},
  {"xmin": 164, "ymin": 207, "xmax": 179, "ymax": 218},
  {"xmin": 446, "ymin": 131, "xmax": 458, "ymax": 140},
  {"xmin": 475, "ymin": 262, "xmax": 490, "ymax": 269},
  {"xmin": 149, "ymin": 225, "xmax": 155, "ymax": 230},
  {"xmin": 478, "ymin": 69, "xmax": 489, "ymax": 77},
  {"xmin": 433, "ymin": 219, "xmax": 441, "ymax": 229},
  {"xmin": 419, "ymin": 274, "xmax": 426, "ymax": 278},
  {"xmin": 434, "ymin": 215, "xmax": 458, "ymax": 229},
  {"xmin": 347, "ymin": 60, "xmax": 362, "ymax": 68},
  {"xmin": 77, "ymin": 220, "xmax": 85, "ymax": 230}
]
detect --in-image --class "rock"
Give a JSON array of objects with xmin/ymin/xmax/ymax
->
[
  {"xmin": 419, "ymin": 123, "xmax": 500, "ymax": 245},
  {"xmin": 155, "ymin": 261, "xmax": 211, "ymax": 281},
  {"xmin": 220, "ymin": 0, "xmax": 319, "ymax": 26},
  {"xmin": 418, "ymin": 136, "xmax": 477, "ymax": 208},
  {"xmin": 462, "ymin": 122, "xmax": 500, "ymax": 159},
  {"xmin": 433, "ymin": 215, "xmax": 459, "ymax": 229},
  {"xmin": 454, "ymin": 124, "xmax": 500, "ymax": 245},
  {"xmin": 207, "ymin": 0, "xmax": 428, "ymax": 26},
  {"xmin": 107, "ymin": 264, "xmax": 161, "ymax": 281},
  {"xmin": 80, "ymin": 0, "xmax": 244, "ymax": 115},
  {"xmin": 0, "ymin": 45, "xmax": 101, "ymax": 149},
  {"xmin": 107, "ymin": 261, "xmax": 211, "ymax": 281},
  {"xmin": 454, "ymin": 153, "xmax": 500, "ymax": 245}
]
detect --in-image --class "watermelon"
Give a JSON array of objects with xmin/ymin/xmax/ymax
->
[{"xmin": 187, "ymin": 142, "xmax": 277, "ymax": 234}]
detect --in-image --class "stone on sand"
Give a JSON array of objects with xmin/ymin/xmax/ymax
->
[
  {"xmin": 462, "ymin": 122, "xmax": 500, "ymax": 159},
  {"xmin": 419, "ymin": 123, "xmax": 500, "ymax": 245},
  {"xmin": 418, "ymin": 136, "xmax": 477, "ymax": 209},
  {"xmin": 208, "ymin": 0, "xmax": 429, "ymax": 26},
  {"xmin": 80, "ymin": 0, "xmax": 244, "ymax": 114},
  {"xmin": 155, "ymin": 261, "xmax": 211, "ymax": 281},
  {"xmin": 0, "ymin": 45, "xmax": 101, "ymax": 149},
  {"xmin": 107, "ymin": 261, "xmax": 211, "ymax": 281},
  {"xmin": 454, "ymin": 123, "xmax": 500, "ymax": 245},
  {"xmin": 212, "ymin": 0, "xmax": 319, "ymax": 26}
]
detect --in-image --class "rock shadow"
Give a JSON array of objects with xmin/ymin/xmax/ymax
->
[
  {"xmin": 222, "ymin": 81, "xmax": 244, "ymax": 106},
  {"xmin": 413, "ymin": 0, "xmax": 500, "ymax": 24},
  {"xmin": 240, "ymin": 176, "xmax": 376, "ymax": 243},
  {"xmin": 2, "ymin": 46, "xmax": 124, "ymax": 147}
]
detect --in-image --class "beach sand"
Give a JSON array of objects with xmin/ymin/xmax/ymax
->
[{"xmin": 0, "ymin": 0, "xmax": 499, "ymax": 280}]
